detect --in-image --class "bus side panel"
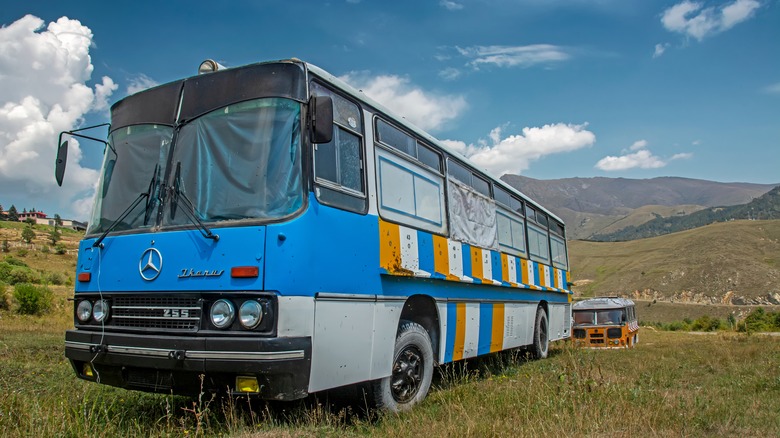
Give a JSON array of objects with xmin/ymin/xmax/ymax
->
[
  {"xmin": 308, "ymin": 298, "xmax": 375, "ymax": 393},
  {"xmin": 439, "ymin": 300, "xmax": 538, "ymax": 363},
  {"xmin": 548, "ymin": 303, "xmax": 571, "ymax": 341},
  {"xmin": 307, "ymin": 298, "xmax": 403, "ymax": 392}
]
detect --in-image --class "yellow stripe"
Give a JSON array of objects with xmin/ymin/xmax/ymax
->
[
  {"xmin": 490, "ymin": 303, "xmax": 505, "ymax": 352},
  {"xmin": 470, "ymin": 246, "xmax": 483, "ymax": 282},
  {"xmin": 433, "ymin": 234, "xmax": 450, "ymax": 278},
  {"xmin": 379, "ymin": 220, "xmax": 402, "ymax": 274},
  {"xmin": 453, "ymin": 303, "xmax": 466, "ymax": 361},
  {"xmin": 501, "ymin": 253, "xmax": 509, "ymax": 284},
  {"xmin": 521, "ymin": 259, "xmax": 529, "ymax": 285},
  {"xmin": 553, "ymin": 268, "xmax": 560, "ymax": 289},
  {"xmin": 537, "ymin": 264, "xmax": 546, "ymax": 288}
]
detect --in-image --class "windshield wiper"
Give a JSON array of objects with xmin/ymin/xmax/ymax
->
[
  {"xmin": 92, "ymin": 164, "xmax": 159, "ymax": 248},
  {"xmin": 169, "ymin": 161, "xmax": 219, "ymax": 241}
]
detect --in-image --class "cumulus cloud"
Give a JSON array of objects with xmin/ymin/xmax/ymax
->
[
  {"xmin": 595, "ymin": 140, "xmax": 692, "ymax": 171},
  {"xmin": 661, "ymin": 0, "xmax": 761, "ymax": 41},
  {"xmin": 456, "ymin": 44, "xmax": 570, "ymax": 69},
  {"xmin": 443, "ymin": 123, "xmax": 596, "ymax": 177},
  {"xmin": 0, "ymin": 15, "xmax": 115, "ymax": 220},
  {"xmin": 339, "ymin": 72, "xmax": 466, "ymax": 131}
]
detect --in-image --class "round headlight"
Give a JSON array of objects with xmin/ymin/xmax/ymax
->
[
  {"xmin": 76, "ymin": 300, "xmax": 92, "ymax": 322},
  {"xmin": 239, "ymin": 300, "xmax": 264, "ymax": 329},
  {"xmin": 93, "ymin": 299, "xmax": 109, "ymax": 323},
  {"xmin": 210, "ymin": 299, "xmax": 235, "ymax": 329}
]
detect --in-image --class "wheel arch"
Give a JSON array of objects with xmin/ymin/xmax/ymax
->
[{"xmin": 399, "ymin": 294, "xmax": 440, "ymax": 364}]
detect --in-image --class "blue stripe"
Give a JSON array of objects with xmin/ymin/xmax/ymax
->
[
  {"xmin": 478, "ymin": 303, "xmax": 493, "ymax": 356},
  {"xmin": 461, "ymin": 243, "xmax": 473, "ymax": 282},
  {"xmin": 417, "ymin": 230, "xmax": 436, "ymax": 277},
  {"xmin": 490, "ymin": 250, "xmax": 503, "ymax": 284},
  {"xmin": 444, "ymin": 302, "xmax": 458, "ymax": 363}
]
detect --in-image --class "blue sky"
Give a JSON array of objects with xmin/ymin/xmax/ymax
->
[{"xmin": 1, "ymin": 0, "xmax": 778, "ymax": 220}]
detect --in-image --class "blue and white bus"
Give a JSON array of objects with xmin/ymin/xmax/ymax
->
[{"xmin": 57, "ymin": 58, "xmax": 572, "ymax": 411}]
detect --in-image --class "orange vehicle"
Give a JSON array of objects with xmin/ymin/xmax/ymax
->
[{"xmin": 572, "ymin": 297, "xmax": 638, "ymax": 348}]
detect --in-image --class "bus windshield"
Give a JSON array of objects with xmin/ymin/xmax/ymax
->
[
  {"xmin": 87, "ymin": 124, "xmax": 172, "ymax": 235},
  {"xmin": 87, "ymin": 97, "xmax": 303, "ymax": 236},
  {"xmin": 573, "ymin": 309, "xmax": 625, "ymax": 326}
]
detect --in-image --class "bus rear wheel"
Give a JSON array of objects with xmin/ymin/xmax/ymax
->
[
  {"xmin": 531, "ymin": 307, "xmax": 549, "ymax": 359},
  {"xmin": 372, "ymin": 320, "xmax": 433, "ymax": 412}
]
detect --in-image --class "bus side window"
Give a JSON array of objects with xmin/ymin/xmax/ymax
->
[{"xmin": 311, "ymin": 82, "xmax": 367, "ymax": 213}]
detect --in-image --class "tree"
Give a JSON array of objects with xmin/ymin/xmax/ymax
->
[
  {"xmin": 21, "ymin": 226, "xmax": 35, "ymax": 244},
  {"xmin": 24, "ymin": 218, "xmax": 36, "ymax": 227},
  {"xmin": 54, "ymin": 214, "xmax": 63, "ymax": 228},
  {"xmin": 0, "ymin": 204, "xmax": 4, "ymax": 220},
  {"xmin": 1, "ymin": 240, "xmax": 9, "ymax": 253},
  {"xmin": 7, "ymin": 205, "xmax": 18, "ymax": 222},
  {"xmin": 49, "ymin": 228, "xmax": 61, "ymax": 245}
]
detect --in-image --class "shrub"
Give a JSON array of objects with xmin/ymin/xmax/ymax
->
[
  {"xmin": 4, "ymin": 256, "xmax": 28, "ymax": 267},
  {"xmin": 1, "ymin": 239, "xmax": 8, "ymax": 253},
  {"xmin": 8, "ymin": 266, "xmax": 41, "ymax": 285},
  {"xmin": 0, "ymin": 282, "xmax": 9, "ymax": 310},
  {"xmin": 16, "ymin": 249, "xmax": 28, "ymax": 257},
  {"xmin": 13, "ymin": 283, "xmax": 53, "ymax": 315},
  {"xmin": 55, "ymin": 244, "xmax": 67, "ymax": 255},
  {"xmin": 44, "ymin": 271, "xmax": 66, "ymax": 286},
  {"xmin": 0, "ymin": 262, "xmax": 11, "ymax": 282},
  {"xmin": 41, "ymin": 245, "xmax": 50, "ymax": 254}
]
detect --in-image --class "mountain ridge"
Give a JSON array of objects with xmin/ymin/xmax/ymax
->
[{"xmin": 500, "ymin": 175, "xmax": 778, "ymax": 239}]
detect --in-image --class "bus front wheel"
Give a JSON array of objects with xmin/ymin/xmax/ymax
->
[
  {"xmin": 372, "ymin": 320, "xmax": 434, "ymax": 412},
  {"xmin": 531, "ymin": 307, "xmax": 549, "ymax": 359}
]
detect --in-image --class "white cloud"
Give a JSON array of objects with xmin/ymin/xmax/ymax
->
[
  {"xmin": 629, "ymin": 139, "xmax": 648, "ymax": 151},
  {"xmin": 595, "ymin": 140, "xmax": 693, "ymax": 171},
  {"xmin": 595, "ymin": 150, "xmax": 666, "ymax": 171},
  {"xmin": 438, "ymin": 67, "xmax": 461, "ymax": 81},
  {"xmin": 456, "ymin": 44, "xmax": 570, "ymax": 69},
  {"xmin": 763, "ymin": 82, "xmax": 780, "ymax": 95},
  {"xmin": 0, "ymin": 15, "xmax": 115, "ymax": 220},
  {"xmin": 445, "ymin": 123, "xmax": 596, "ymax": 177},
  {"xmin": 653, "ymin": 43, "xmax": 670, "ymax": 58},
  {"xmin": 440, "ymin": 0, "xmax": 464, "ymax": 10},
  {"xmin": 339, "ymin": 72, "xmax": 466, "ymax": 131},
  {"xmin": 661, "ymin": 0, "xmax": 761, "ymax": 41},
  {"xmin": 127, "ymin": 74, "xmax": 159, "ymax": 95}
]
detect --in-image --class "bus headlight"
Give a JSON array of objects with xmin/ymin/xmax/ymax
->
[
  {"xmin": 76, "ymin": 300, "xmax": 92, "ymax": 322},
  {"xmin": 210, "ymin": 299, "xmax": 235, "ymax": 329},
  {"xmin": 93, "ymin": 299, "xmax": 110, "ymax": 323},
  {"xmin": 239, "ymin": 300, "xmax": 263, "ymax": 329}
]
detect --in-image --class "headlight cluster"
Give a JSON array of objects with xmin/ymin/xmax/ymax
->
[
  {"xmin": 76, "ymin": 299, "xmax": 110, "ymax": 323},
  {"xmin": 209, "ymin": 299, "xmax": 265, "ymax": 330}
]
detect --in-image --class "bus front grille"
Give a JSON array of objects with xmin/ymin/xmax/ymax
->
[{"xmin": 110, "ymin": 296, "xmax": 201, "ymax": 331}]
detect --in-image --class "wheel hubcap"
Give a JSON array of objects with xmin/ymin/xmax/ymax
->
[{"xmin": 391, "ymin": 346, "xmax": 423, "ymax": 403}]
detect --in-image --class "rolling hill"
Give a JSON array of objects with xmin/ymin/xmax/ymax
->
[{"xmin": 568, "ymin": 220, "xmax": 780, "ymax": 304}]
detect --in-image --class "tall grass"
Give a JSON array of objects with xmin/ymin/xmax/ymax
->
[{"xmin": 1, "ymin": 304, "xmax": 779, "ymax": 438}]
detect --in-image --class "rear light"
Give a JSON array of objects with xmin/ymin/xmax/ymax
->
[{"xmin": 78, "ymin": 272, "xmax": 91, "ymax": 282}]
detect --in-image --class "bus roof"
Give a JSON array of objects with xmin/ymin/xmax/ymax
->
[
  {"xmin": 304, "ymin": 61, "xmax": 565, "ymax": 226},
  {"xmin": 573, "ymin": 297, "xmax": 635, "ymax": 310}
]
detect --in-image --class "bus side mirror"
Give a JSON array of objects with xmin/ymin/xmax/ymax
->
[
  {"xmin": 55, "ymin": 140, "xmax": 69, "ymax": 186},
  {"xmin": 310, "ymin": 95, "xmax": 333, "ymax": 144}
]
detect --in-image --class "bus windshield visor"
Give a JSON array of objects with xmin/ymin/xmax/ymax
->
[
  {"xmin": 163, "ymin": 97, "xmax": 303, "ymax": 225},
  {"xmin": 87, "ymin": 124, "xmax": 173, "ymax": 235}
]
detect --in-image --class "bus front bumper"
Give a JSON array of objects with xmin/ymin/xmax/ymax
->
[{"xmin": 65, "ymin": 330, "xmax": 312, "ymax": 400}]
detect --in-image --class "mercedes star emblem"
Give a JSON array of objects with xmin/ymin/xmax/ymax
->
[{"xmin": 139, "ymin": 248, "xmax": 163, "ymax": 281}]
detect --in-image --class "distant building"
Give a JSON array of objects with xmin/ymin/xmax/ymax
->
[{"xmin": 18, "ymin": 211, "xmax": 48, "ymax": 221}]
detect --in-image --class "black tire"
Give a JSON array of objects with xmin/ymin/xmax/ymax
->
[
  {"xmin": 372, "ymin": 320, "xmax": 434, "ymax": 412},
  {"xmin": 531, "ymin": 306, "xmax": 549, "ymax": 359}
]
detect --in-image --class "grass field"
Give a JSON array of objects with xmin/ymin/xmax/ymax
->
[{"xmin": 1, "ymin": 291, "xmax": 779, "ymax": 437}]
